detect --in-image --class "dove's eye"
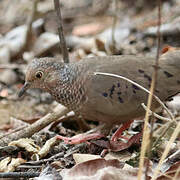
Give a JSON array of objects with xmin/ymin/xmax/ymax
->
[{"xmin": 35, "ymin": 71, "xmax": 43, "ymax": 79}]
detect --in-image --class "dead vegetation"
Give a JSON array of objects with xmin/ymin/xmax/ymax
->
[{"xmin": 0, "ymin": 0, "xmax": 179, "ymax": 179}]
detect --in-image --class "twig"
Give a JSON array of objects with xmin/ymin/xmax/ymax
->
[
  {"xmin": 0, "ymin": 105, "xmax": 69, "ymax": 146},
  {"xmin": 54, "ymin": 0, "xmax": 69, "ymax": 63},
  {"xmin": 0, "ymin": 172, "xmax": 40, "ymax": 178},
  {"xmin": 18, "ymin": 165, "xmax": 42, "ymax": 169},
  {"xmin": 173, "ymin": 165, "xmax": 180, "ymax": 180},
  {"xmin": 163, "ymin": 149, "xmax": 180, "ymax": 167},
  {"xmin": 25, "ymin": 152, "xmax": 64, "ymax": 165},
  {"xmin": 24, "ymin": 0, "xmax": 39, "ymax": 51},
  {"xmin": 0, "ymin": 125, "xmax": 28, "ymax": 139},
  {"xmin": 111, "ymin": 0, "xmax": 118, "ymax": 54}
]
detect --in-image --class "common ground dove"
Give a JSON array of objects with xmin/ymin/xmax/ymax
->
[{"xmin": 19, "ymin": 50, "xmax": 180, "ymax": 143}]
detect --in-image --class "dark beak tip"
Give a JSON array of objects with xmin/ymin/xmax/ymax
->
[
  {"xmin": 18, "ymin": 82, "xmax": 30, "ymax": 98},
  {"xmin": 18, "ymin": 88, "xmax": 25, "ymax": 98}
]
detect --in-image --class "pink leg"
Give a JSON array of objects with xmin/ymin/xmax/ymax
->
[
  {"xmin": 110, "ymin": 132, "xmax": 142, "ymax": 151},
  {"xmin": 101, "ymin": 131, "xmax": 142, "ymax": 156},
  {"xmin": 111, "ymin": 120, "xmax": 133, "ymax": 141},
  {"xmin": 56, "ymin": 133, "xmax": 104, "ymax": 144},
  {"xmin": 101, "ymin": 120, "xmax": 139, "ymax": 157}
]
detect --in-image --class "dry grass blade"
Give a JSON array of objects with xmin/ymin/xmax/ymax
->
[
  {"xmin": 139, "ymin": 0, "xmax": 162, "ymax": 178},
  {"xmin": 151, "ymin": 122, "xmax": 180, "ymax": 180},
  {"xmin": 173, "ymin": 165, "xmax": 180, "ymax": 180},
  {"xmin": 138, "ymin": 75, "xmax": 155, "ymax": 179}
]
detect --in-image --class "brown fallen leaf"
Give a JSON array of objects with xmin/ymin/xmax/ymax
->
[
  {"xmin": 60, "ymin": 158, "xmax": 148, "ymax": 180},
  {"xmin": 73, "ymin": 153, "xmax": 102, "ymax": 164}
]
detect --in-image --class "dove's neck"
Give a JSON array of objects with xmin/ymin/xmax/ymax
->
[{"xmin": 47, "ymin": 63, "xmax": 89, "ymax": 111}]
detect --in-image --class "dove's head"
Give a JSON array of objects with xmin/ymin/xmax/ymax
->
[{"xmin": 18, "ymin": 58, "xmax": 66, "ymax": 97}]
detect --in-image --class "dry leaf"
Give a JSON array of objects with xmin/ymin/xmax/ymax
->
[
  {"xmin": 9, "ymin": 138, "xmax": 40, "ymax": 154},
  {"xmin": 38, "ymin": 136, "xmax": 57, "ymax": 158},
  {"xmin": 0, "ymin": 157, "xmax": 26, "ymax": 172},
  {"xmin": 73, "ymin": 153, "xmax": 102, "ymax": 164},
  {"xmin": 61, "ymin": 158, "xmax": 143, "ymax": 180}
]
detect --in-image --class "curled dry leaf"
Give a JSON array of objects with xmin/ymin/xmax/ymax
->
[
  {"xmin": 6, "ymin": 158, "xmax": 26, "ymax": 172},
  {"xmin": 38, "ymin": 136, "xmax": 57, "ymax": 158},
  {"xmin": 9, "ymin": 138, "xmax": 40, "ymax": 154},
  {"xmin": 0, "ymin": 157, "xmax": 26, "ymax": 172},
  {"xmin": 0, "ymin": 157, "xmax": 11, "ymax": 172}
]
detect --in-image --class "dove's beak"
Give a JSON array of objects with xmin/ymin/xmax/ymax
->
[{"xmin": 18, "ymin": 82, "xmax": 30, "ymax": 97}]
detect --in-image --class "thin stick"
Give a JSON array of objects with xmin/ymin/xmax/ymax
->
[
  {"xmin": 0, "ymin": 105, "xmax": 69, "ymax": 146},
  {"xmin": 111, "ymin": 0, "xmax": 118, "ymax": 54},
  {"xmin": 0, "ymin": 124, "xmax": 28, "ymax": 139},
  {"xmin": 173, "ymin": 165, "xmax": 180, "ymax": 180},
  {"xmin": 138, "ymin": 0, "xmax": 161, "ymax": 178},
  {"xmin": 54, "ymin": 0, "xmax": 69, "ymax": 63},
  {"xmin": 25, "ymin": 152, "xmax": 64, "ymax": 165},
  {"xmin": 0, "ymin": 172, "xmax": 40, "ymax": 178},
  {"xmin": 24, "ymin": 0, "xmax": 39, "ymax": 51}
]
